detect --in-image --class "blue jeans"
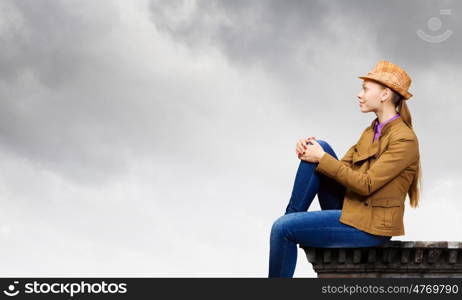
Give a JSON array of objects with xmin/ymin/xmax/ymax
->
[{"xmin": 268, "ymin": 140, "xmax": 392, "ymax": 278}]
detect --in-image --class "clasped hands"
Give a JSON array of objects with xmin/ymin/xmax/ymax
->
[{"xmin": 295, "ymin": 136, "xmax": 326, "ymax": 163}]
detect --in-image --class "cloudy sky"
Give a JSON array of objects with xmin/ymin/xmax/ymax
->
[{"xmin": 0, "ymin": 0, "xmax": 460, "ymax": 278}]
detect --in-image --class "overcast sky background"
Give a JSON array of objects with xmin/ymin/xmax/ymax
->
[{"xmin": 0, "ymin": 0, "xmax": 460, "ymax": 278}]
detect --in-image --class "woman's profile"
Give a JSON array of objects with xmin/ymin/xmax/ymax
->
[{"xmin": 268, "ymin": 60, "xmax": 422, "ymax": 278}]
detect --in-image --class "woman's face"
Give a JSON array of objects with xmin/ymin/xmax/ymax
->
[{"xmin": 357, "ymin": 79, "xmax": 385, "ymax": 113}]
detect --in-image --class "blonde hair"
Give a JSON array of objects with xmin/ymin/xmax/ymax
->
[
  {"xmin": 383, "ymin": 86, "xmax": 422, "ymax": 208},
  {"xmin": 396, "ymin": 98, "xmax": 422, "ymax": 208}
]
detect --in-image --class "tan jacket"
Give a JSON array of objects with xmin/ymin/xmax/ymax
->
[{"xmin": 315, "ymin": 117, "xmax": 420, "ymax": 236}]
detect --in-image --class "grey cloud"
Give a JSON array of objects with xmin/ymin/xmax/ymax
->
[
  {"xmin": 0, "ymin": 0, "xmax": 149, "ymax": 184},
  {"xmin": 0, "ymin": 0, "xmax": 118, "ymax": 87},
  {"xmin": 149, "ymin": 0, "xmax": 332, "ymax": 72},
  {"xmin": 149, "ymin": 0, "xmax": 462, "ymax": 72}
]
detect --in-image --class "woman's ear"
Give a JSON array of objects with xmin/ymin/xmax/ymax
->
[{"xmin": 380, "ymin": 87, "xmax": 391, "ymax": 102}]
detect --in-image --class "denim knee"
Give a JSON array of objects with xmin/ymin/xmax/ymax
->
[
  {"xmin": 271, "ymin": 215, "xmax": 292, "ymax": 238},
  {"xmin": 316, "ymin": 139, "xmax": 336, "ymax": 156},
  {"xmin": 316, "ymin": 139, "xmax": 329, "ymax": 151}
]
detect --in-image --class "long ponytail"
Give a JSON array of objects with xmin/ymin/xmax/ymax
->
[{"xmin": 397, "ymin": 99, "xmax": 422, "ymax": 208}]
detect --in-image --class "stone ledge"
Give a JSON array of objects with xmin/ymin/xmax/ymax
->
[{"xmin": 299, "ymin": 241, "xmax": 462, "ymax": 278}]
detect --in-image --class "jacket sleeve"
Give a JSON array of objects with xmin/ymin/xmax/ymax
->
[{"xmin": 315, "ymin": 138, "xmax": 419, "ymax": 196}]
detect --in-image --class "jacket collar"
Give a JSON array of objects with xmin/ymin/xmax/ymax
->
[
  {"xmin": 371, "ymin": 115, "xmax": 402, "ymax": 138},
  {"xmin": 352, "ymin": 116, "xmax": 403, "ymax": 163}
]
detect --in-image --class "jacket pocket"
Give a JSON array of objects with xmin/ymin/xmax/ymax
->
[
  {"xmin": 371, "ymin": 198, "xmax": 401, "ymax": 229},
  {"xmin": 352, "ymin": 147, "xmax": 373, "ymax": 164},
  {"xmin": 352, "ymin": 145, "xmax": 379, "ymax": 164}
]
